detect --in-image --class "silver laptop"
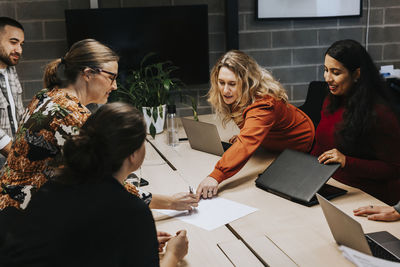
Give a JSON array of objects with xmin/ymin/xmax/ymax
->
[
  {"xmin": 180, "ymin": 117, "xmax": 231, "ymax": 156},
  {"xmin": 317, "ymin": 194, "xmax": 400, "ymax": 262}
]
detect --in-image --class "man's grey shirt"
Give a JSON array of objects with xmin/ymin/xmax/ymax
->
[{"xmin": 0, "ymin": 66, "xmax": 24, "ymax": 141}]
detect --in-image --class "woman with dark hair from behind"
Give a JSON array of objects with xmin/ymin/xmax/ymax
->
[
  {"xmin": 0, "ymin": 102, "xmax": 188, "ymax": 267},
  {"xmin": 311, "ymin": 39, "xmax": 400, "ymax": 205}
]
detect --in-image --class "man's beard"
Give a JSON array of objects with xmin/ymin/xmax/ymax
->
[{"xmin": 0, "ymin": 47, "xmax": 20, "ymax": 66}]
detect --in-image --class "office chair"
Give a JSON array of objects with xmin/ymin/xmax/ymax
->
[
  {"xmin": 386, "ymin": 78, "xmax": 400, "ymax": 115},
  {"xmin": 298, "ymin": 81, "xmax": 329, "ymax": 129}
]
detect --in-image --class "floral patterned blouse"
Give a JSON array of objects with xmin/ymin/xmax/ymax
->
[
  {"xmin": 0, "ymin": 88, "xmax": 91, "ymax": 210},
  {"xmin": 0, "ymin": 88, "xmax": 152, "ymax": 210}
]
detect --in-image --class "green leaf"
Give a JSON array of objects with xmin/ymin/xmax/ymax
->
[
  {"xmin": 159, "ymin": 105, "xmax": 163, "ymax": 119},
  {"xmin": 193, "ymin": 109, "xmax": 199, "ymax": 121},
  {"xmin": 149, "ymin": 123, "xmax": 156, "ymax": 139},
  {"xmin": 185, "ymin": 94, "xmax": 199, "ymax": 121},
  {"xmin": 163, "ymin": 79, "xmax": 171, "ymax": 90},
  {"xmin": 152, "ymin": 107, "xmax": 158, "ymax": 122},
  {"xmin": 146, "ymin": 107, "xmax": 151, "ymax": 117},
  {"xmin": 113, "ymin": 52, "xmax": 184, "ymax": 107}
]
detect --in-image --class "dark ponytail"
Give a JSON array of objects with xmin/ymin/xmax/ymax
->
[{"xmin": 60, "ymin": 102, "xmax": 146, "ymax": 183}]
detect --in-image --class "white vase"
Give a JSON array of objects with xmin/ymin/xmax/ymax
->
[{"xmin": 142, "ymin": 104, "xmax": 167, "ymax": 135}]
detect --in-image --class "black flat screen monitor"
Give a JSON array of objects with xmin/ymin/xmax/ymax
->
[{"xmin": 65, "ymin": 5, "xmax": 209, "ymax": 85}]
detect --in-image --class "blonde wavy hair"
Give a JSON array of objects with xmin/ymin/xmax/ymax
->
[{"xmin": 208, "ymin": 50, "xmax": 288, "ymax": 126}]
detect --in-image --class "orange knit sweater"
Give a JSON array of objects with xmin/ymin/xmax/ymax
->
[{"xmin": 209, "ymin": 96, "xmax": 315, "ymax": 183}]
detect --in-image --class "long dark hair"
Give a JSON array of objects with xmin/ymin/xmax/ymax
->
[
  {"xmin": 325, "ymin": 39, "xmax": 387, "ymax": 157},
  {"xmin": 60, "ymin": 102, "xmax": 146, "ymax": 183}
]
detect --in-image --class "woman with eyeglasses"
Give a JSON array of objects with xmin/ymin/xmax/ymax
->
[
  {"xmin": 0, "ymin": 39, "xmax": 117, "ymax": 210},
  {"xmin": 0, "ymin": 39, "xmax": 198, "ymax": 212}
]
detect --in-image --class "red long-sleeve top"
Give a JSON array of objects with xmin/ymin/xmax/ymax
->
[
  {"xmin": 209, "ymin": 96, "xmax": 315, "ymax": 183},
  {"xmin": 311, "ymin": 98, "xmax": 400, "ymax": 205}
]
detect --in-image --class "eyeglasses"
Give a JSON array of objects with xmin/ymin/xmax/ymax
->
[{"xmin": 94, "ymin": 68, "xmax": 118, "ymax": 85}]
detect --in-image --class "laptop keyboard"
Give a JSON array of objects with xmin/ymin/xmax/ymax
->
[{"xmin": 366, "ymin": 236, "xmax": 400, "ymax": 262}]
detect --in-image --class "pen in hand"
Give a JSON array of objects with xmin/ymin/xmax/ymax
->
[{"xmin": 188, "ymin": 186, "xmax": 195, "ymax": 213}]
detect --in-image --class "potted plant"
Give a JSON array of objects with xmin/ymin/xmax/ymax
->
[
  {"xmin": 185, "ymin": 95, "xmax": 199, "ymax": 121},
  {"xmin": 114, "ymin": 53, "xmax": 183, "ymax": 138}
]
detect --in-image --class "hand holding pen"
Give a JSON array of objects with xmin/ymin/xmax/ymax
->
[
  {"xmin": 172, "ymin": 171, "xmax": 198, "ymax": 210},
  {"xmin": 169, "ymin": 189, "xmax": 198, "ymax": 211}
]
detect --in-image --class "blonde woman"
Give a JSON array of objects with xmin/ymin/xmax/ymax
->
[{"xmin": 196, "ymin": 50, "xmax": 315, "ymax": 199}]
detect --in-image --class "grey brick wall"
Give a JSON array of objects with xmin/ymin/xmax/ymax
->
[
  {"xmin": 0, "ymin": 0, "xmax": 91, "ymax": 105},
  {"xmin": 1, "ymin": 0, "xmax": 400, "ymax": 113}
]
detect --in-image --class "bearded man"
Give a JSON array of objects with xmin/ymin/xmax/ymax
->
[{"xmin": 0, "ymin": 17, "xmax": 25, "ymax": 166}]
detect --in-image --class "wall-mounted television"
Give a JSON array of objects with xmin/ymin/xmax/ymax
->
[
  {"xmin": 65, "ymin": 5, "xmax": 209, "ymax": 85},
  {"xmin": 257, "ymin": 0, "xmax": 362, "ymax": 19}
]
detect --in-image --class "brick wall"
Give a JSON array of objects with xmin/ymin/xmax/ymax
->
[
  {"xmin": 0, "ymin": 0, "xmax": 90, "ymax": 105},
  {"xmin": 1, "ymin": 0, "xmax": 400, "ymax": 115}
]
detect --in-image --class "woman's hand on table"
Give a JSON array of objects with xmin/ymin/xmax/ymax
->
[
  {"xmin": 163, "ymin": 230, "xmax": 189, "ymax": 262},
  {"xmin": 353, "ymin": 205, "xmax": 400, "ymax": 222},
  {"xmin": 170, "ymin": 192, "xmax": 198, "ymax": 211},
  {"xmin": 157, "ymin": 231, "xmax": 172, "ymax": 252},
  {"xmin": 196, "ymin": 176, "xmax": 218, "ymax": 200},
  {"xmin": 318, "ymin": 148, "xmax": 346, "ymax": 168}
]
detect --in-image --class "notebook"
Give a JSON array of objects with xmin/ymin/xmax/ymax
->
[
  {"xmin": 181, "ymin": 117, "xmax": 231, "ymax": 156},
  {"xmin": 255, "ymin": 149, "xmax": 346, "ymax": 206},
  {"xmin": 317, "ymin": 194, "xmax": 400, "ymax": 262}
]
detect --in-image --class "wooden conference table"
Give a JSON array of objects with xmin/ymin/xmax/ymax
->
[{"xmin": 140, "ymin": 114, "xmax": 400, "ymax": 267}]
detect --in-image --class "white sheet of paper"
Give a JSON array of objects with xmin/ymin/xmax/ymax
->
[
  {"xmin": 340, "ymin": 245, "xmax": 400, "ymax": 267},
  {"xmin": 154, "ymin": 197, "xmax": 258, "ymax": 231}
]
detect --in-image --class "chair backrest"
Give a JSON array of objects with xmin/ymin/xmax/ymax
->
[
  {"xmin": 298, "ymin": 81, "xmax": 329, "ymax": 129},
  {"xmin": 386, "ymin": 78, "xmax": 400, "ymax": 115}
]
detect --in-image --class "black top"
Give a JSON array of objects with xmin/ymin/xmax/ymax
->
[{"xmin": 0, "ymin": 176, "xmax": 159, "ymax": 267}]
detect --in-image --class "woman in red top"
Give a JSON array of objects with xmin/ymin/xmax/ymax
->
[
  {"xmin": 196, "ymin": 50, "xmax": 315, "ymax": 199},
  {"xmin": 311, "ymin": 39, "xmax": 400, "ymax": 205}
]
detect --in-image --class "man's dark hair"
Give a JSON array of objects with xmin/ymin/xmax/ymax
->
[{"xmin": 0, "ymin": 17, "xmax": 24, "ymax": 32}]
